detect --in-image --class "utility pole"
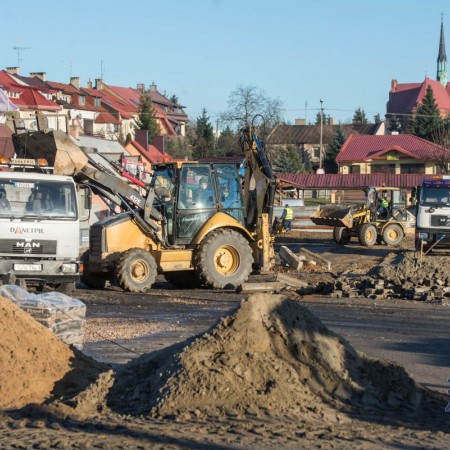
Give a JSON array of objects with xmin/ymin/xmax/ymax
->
[
  {"xmin": 13, "ymin": 46, "xmax": 31, "ymax": 67},
  {"xmin": 319, "ymin": 99, "xmax": 324, "ymax": 169}
]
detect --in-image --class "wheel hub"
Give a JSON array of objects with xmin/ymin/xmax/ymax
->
[
  {"xmin": 214, "ymin": 246, "xmax": 239, "ymax": 275},
  {"xmin": 131, "ymin": 260, "xmax": 148, "ymax": 282}
]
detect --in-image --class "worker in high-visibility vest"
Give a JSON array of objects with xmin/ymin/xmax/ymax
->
[
  {"xmin": 377, "ymin": 192, "xmax": 389, "ymax": 219},
  {"xmin": 281, "ymin": 204, "xmax": 293, "ymax": 231}
]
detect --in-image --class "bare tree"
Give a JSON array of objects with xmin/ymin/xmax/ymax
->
[
  {"xmin": 220, "ymin": 85, "xmax": 283, "ymax": 131},
  {"xmin": 431, "ymin": 121, "xmax": 450, "ymax": 173}
]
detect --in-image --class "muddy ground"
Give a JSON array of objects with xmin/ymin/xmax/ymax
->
[{"xmin": 1, "ymin": 231, "xmax": 450, "ymax": 449}]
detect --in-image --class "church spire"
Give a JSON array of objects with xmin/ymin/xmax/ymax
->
[{"xmin": 437, "ymin": 15, "xmax": 448, "ymax": 87}]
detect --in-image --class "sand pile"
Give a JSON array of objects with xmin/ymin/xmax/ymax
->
[
  {"xmin": 0, "ymin": 296, "xmax": 73, "ymax": 409},
  {"xmin": 105, "ymin": 294, "xmax": 421, "ymax": 420},
  {"xmin": 0, "ymin": 296, "xmax": 106, "ymax": 410}
]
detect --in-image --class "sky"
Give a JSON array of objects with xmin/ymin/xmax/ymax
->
[{"xmin": 1, "ymin": 0, "xmax": 449, "ymax": 126}]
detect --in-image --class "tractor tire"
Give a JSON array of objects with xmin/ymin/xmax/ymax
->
[
  {"xmin": 165, "ymin": 270, "xmax": 201, "ymax": 289},
  {"xmin": 333, "ymin": 227, "xmax": 351, "ymax": 245},
  {"xmin": 358, "ymin": 223, "xmax": 377, "ymax": 247},
  {"xmin": 116, "ymin": 248, "xmax": 157, "ymax": 292},
  {"xmin": 81, "ymin": 251, "xmax": 107, "ymax": 289},
  {"xmin": 195, "ymin": 229, "xmax": 253, "ymax": 289},
  {"xmin": 383, "ymin": 224, "xmax": 403, "ymax": 246}
]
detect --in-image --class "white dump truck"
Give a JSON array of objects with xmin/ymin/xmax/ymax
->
[{"xmin": 0, "ymin": 151, "xmax": 90, "ymax": 293}]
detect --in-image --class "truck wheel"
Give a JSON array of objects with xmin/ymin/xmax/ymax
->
[
  {"xmin": 81, "ymin": 252, "xmax": 107, "ymax": 289},
  {"xmin": 358, "ymin": 223, "xmax": 377, "ymax": 247},
  {"xmin": 383, "ymin": 224, "xmax": 403, "ymax": 246},
  {"xmin": 195, "ymin": 229, "xmax": 253, "ymax": 289},
  {"xmin": 333, "ymin": 227, "xmax": 351, "ymax": 245},
  {"xmin": 165, "ymin": 271, "xmax": 201, "ymax": 288},
  {"xmin": 116, "ymin": 248, "xmax": 157, "ymax": 292},
  {"xmin": 41, "ymin": 282, "xmax": 75, "ymax": 294}
]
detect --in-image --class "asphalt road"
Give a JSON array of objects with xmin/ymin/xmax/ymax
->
[{"xmin": 77, "ymin": 282, "xmax": 450, "ymax": 396}]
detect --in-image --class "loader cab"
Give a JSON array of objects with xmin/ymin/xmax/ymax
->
[{"xmin": 151, "ymin": 163, "xmax": 245, "ymax": 245}]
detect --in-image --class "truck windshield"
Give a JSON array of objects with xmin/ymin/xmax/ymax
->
[
  {"xmin": 420, "ymin": 187, "xmax": 450, "ymax": 206},
  {"xmin": 0, "ymin": 180, "xmax": 77, "ymax": 219}
]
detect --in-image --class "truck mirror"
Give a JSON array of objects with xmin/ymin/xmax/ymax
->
[{"xmin": 84, "ymin": 188, "xmax": 92, "ymax": 210}]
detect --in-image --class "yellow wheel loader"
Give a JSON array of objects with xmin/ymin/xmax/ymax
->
[
  {"xmin": 310, "ymin": 187, "xmax": 408, "ymax": 247},
  {"xmin": 13, "ymin": 122, "xmax": 277, "ymax": 292}
]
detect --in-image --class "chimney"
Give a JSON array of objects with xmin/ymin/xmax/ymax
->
[
  {"xmin": 295, "ymin": 118, "xmax": 306, "ymax": 125},
  {"xmin": 149, "ymin": 84, "xmax": 157, "ymax": 92},
  {"xmin": 86, "ymin": 80, "xmax": 92, "ymax": 89},
  {"xmin": 95, "ymin": 78, "xmax": 103, "ymax": 90},
  {"xmin": 6, "ymin": 67, "xmax": 19, "ymax": 75},
  {"xmin": 136, "ymin": 83, "xmax": 145, "ymax": 93},
  {"xmin": 135, "ymin": 129, "xmax": 149, "ymax": 149},
  {"xmin": 70, "ymin": 77, "xmax": 80, "ymax": 89},
  {"xmin": 391, "ymin": 79, "xmax": 398, "ymax": 91},
  {"xmin": 29, "ymin": 72, "xmax": 46, "ymax": 81}
]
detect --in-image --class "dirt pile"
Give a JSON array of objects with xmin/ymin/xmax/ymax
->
[
  {"xmin": 0, "ymin": 295, "xmax": 107, "ymax": 410},
  {"xmin": 104, "ymin": 294, "xmax": 420, "ymax": 421},
  {"xmin": 321, "ymin": 252, "xmax": 450, "ymax": 302},
  {"xmin": 0, "ymin": 296, "xmax": 73, "ymax": 409}
]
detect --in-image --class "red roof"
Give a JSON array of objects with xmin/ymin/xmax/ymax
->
[
  {"xmin": 46, "ymin": 81, "xmax": 80, "ymax": 95},
  {"xmin": 128, "ymin": 140, "xmax": 170, "ymax": 164},
  {"xmin": 278, "ymin": 173, "xmax": 428, "ymax": 189},
  {"xmin": 95, "ymin": 111, "xmax": 120, "ymax": 124},
  {"xmin": 0, "ymin": 71, "xmax": 60, "ymax": 111},
  {"xmin": 336, "ymin": 134, "xmax": 448, "ymax": 162},
  {"xmin": 388, "ymin": 77, "xmax": 450, "ymax": 115}
]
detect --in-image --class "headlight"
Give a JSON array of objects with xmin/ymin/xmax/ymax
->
[
  {"xmin": 418, "ymin": 232, "xmax": 429, "ymax": 239},
  {"xmin": 61, "ymin": 263, "xmax": 78, "ymax": 273}
]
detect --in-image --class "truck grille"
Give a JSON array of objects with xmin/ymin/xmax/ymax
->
[
  {"xmin": 430, "ymin": 215, "xmax": 450, "ymax": 227},
  {"xmin": 0, "ymin": 239, "xmax": 57, "ymax": 255}
]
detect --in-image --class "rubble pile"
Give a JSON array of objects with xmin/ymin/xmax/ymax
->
[
  {"xmin": 314, "ymin": 252, "xmax": 450, "ymax": 302},
  {"xmin": 104, "ymin": 294, "xmax": 421, "ymax": 421}
]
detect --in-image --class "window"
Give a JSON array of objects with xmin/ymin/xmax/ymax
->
[
  {"xmin": 94, "ymin": 98, "xmax": 100, "ymax": 107},
  {"xmin": 79, "ymin": 95, "xmax": 85, "ymax": 106},
  {"xmin": 400, "ymin": 163, "xmax": 425, "ymax": 174},
  {"xmin": 371, "ymin": 164, "xmax": 395, "ymax": 174},
  {"xmin": 313, "ymin": 147, "xmax": 320, "ymax": 159},
  {"xmin": 350, "ymin": 165, "xmax": 361, "ymax": 174}
]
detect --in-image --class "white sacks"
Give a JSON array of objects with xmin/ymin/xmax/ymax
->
[{"xmin": 0, "ymin": 285, "xmax": 86, "ymax": 350}]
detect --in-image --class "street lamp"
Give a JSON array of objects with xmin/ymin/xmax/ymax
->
[{"xmin": 319, "ymin": 99, "xmax": 324, "ymax": 170}]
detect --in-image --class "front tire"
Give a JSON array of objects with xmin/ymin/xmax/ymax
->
[
  {"xmin": 382, "ymin": 224, "xmax": 403, "ymax": 246},
  {"xmin": 333, "ymin": 227, "xmax": 351, "ymax": 245},
  {"xmin": 195, "ymin": 229, "xmax": 253, "ymax": 289},
  {"xmin": 40, "ymin": 282, "xmax": 75, "ymax": 295},
  {"xmin": 358, "ymin": 223, "xmax": 377, "ymax": 247},
  {"xmin": 116, "ymin": 248, "xmax": 157, "ymax": 292},
  {"xmin": 81, "ymin": 251, "xmax": 107, "ymax": 289}
]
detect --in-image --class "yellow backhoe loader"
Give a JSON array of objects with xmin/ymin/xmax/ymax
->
[
  {"xmin": 310, "ymin": 187, "xmax": 409, "ymax": 247},
  {"xmin": 13, "ymin": 121, "xmax": 277, "ymax": 292}
]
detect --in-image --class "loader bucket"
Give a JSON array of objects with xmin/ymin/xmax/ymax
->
[
  {"xmin": 309, "ymin": 205, "xmax": 354, "ymax": 229},
  {"xmin": 12, "ymin": 129, "xmax": 88, "ymax": 176}
]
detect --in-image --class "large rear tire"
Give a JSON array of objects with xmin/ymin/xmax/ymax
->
[
  {"xmin": 165, "ymin": 271, "xmax": 201, "ymax": 288},
  {"xmin": 382, "ymin": 224, "xmax": 403, "ymax": 246},
  {"xmin": 195, "ymin": 229, "xmax": 253, "ymax": 289},
  {"xmin": 333, "ymin": 227, "xmax": 351, "ymax": 245},
  {"xmin": 358, "ymin": 223, "xmax": 377, "ymax": 247},
  {"xmin": 116, "ymin": 248, "xmax": 157, "ymax": 292}
]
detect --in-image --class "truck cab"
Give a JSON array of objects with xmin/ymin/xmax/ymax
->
[{"xmin": 0, "ymin": 158, "xmax": 85, "ymax": 292}]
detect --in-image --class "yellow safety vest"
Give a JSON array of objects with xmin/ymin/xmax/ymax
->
[{"xmin": 284, "ymin": 207, "xmax": 293, "ymax": 220}]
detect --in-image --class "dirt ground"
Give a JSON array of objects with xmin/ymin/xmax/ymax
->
[{"xmin": 1, "ymin": 231, "xmax": 450, "ymax": 449}]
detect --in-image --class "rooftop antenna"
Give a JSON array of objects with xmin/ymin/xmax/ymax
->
[
  {"xmin": 100, "ymin": 60, "xmax": 106, "ymax": 79},
  {"xmin": 13, "ymin": 46, "xmax": 31, "ymax": 67}
]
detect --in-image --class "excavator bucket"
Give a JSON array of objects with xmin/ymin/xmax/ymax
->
[
  {"xmin": 309, "ymin": 204, "xmax": 354, "ymax": 229},
  {"xmin": 12, "ymin": 129, "xmax": 88, "ymax": 176}
]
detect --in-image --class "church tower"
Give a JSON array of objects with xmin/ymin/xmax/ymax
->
[{"xmin": 437, "ymin": 17, "xmax": 448, "ymax": 87}]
